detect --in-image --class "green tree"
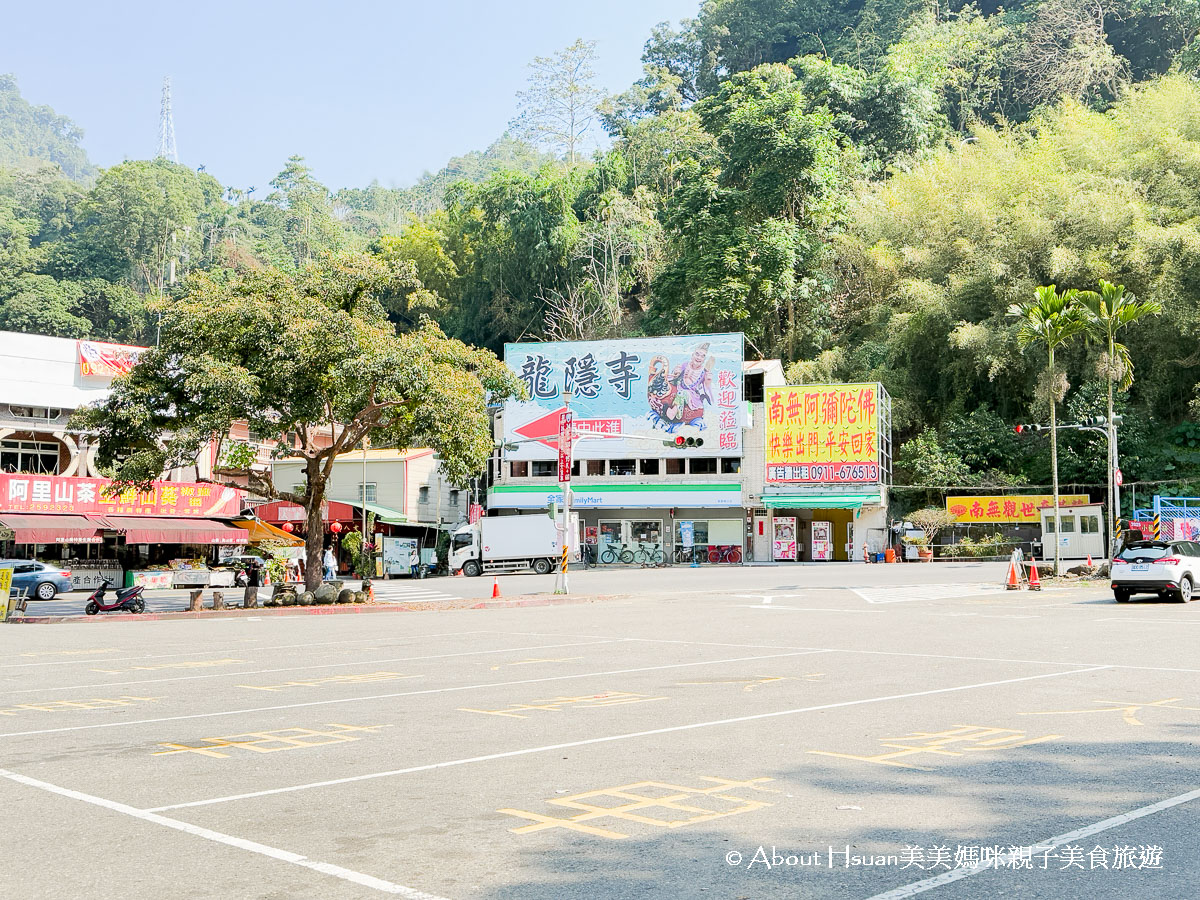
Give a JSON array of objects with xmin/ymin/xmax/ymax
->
[
  {"xmin": 267, "ymin": 156, "xmax": 343, "ymax": 267},
  {"xmin": 510, "ymin": 39, "xmax": 604, "ymax": 164},
  {"xmin": 1010, "ymin": 285, "xmax": 1089, "ymax": 574},
  {"xmin": 69, "ymin": 159, "xmax": 223, "ymax": 292},
  {"xmin": 1078, "ymin": 280, "xmax": 1162, "ymax": 554},
  {"xmin": 73, "ymin": 252, "xmax": 522, "ymax": 590},
  {"xmin": 648, "ymin": 64, "xmax": 844, "ymax": 357}
]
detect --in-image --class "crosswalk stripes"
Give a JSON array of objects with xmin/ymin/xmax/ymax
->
[
  {"xmin": 847, "ymin": 584, "xmax": 1010, "ymax": 605},
  {"xmin": 371, "ymin": 583, "xmax": 464, "ymax": 604}
]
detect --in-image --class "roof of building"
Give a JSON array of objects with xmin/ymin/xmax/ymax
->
[
  {"xmin": 272, "ymin": 448, "xmax": 435, "ymax": 465},
  {"xmin": 0, "ymin": 331, "xmax": 146, "ymax": 411}
]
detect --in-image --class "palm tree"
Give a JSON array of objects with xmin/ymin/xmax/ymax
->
[
  {"xmin": 1009, "ymin": 285, "xmax": 1089, "ymax": 575},
  {"xmin": 1078, "ymin": 282, "xmax": 1162, "ymax": 557}
]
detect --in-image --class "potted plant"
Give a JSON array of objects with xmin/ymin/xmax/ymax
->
[{"xmin": 906, "ymin": 507, "xmax": 957, "ymax": 562}]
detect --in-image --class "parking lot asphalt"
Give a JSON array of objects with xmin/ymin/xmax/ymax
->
[
  {"xmin": 2, "ymin": 570, "xmax": 1195, "ymax": 899},
  {"xmin": 20, "ymin": 560, "xmax": 1012, "ymax": 617}
]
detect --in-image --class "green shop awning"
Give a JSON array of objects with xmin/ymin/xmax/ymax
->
[
  {"xmin": 340, "ymin": 500, "xmax": 407, "ymax": 525},
  {"xmin": 763, "ymin": 493, "xmax": 881, "ymax": 510}
]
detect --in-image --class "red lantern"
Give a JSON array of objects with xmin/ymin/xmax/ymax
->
[
  {"xmin": 281, "ymin": 522, "xmax": 294, "ymax": 533},
  {"xmin": 330, "ymin": 521, "xmax": 343, "ymax": 534}
]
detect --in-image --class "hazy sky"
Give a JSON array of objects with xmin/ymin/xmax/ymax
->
[{"xmin": 3, "ymin": 0, "xmax": 699, "ymax": 190}]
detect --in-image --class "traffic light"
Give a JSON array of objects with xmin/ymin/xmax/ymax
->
[
  {"xmin": 1014, "ymin": 423, "xmax": 1046, "ymax": 434},
  {"xmin": 1081, "ymin": 416, "xmax": 1107, "ymax": 427},
  {"xmin": 663, "ymin": 435, "xmax": 705, "ymax": 448}
]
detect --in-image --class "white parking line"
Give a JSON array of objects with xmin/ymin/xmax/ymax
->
[
  {"xmin": 866, "ymin": 786, "xmax": 1200, "ymax": 899},
  {"xmin": 0, "ymin": 640, "xmax": 617, "ymax": 696},
  {"xmin": 0, "ymin": 631, "xmax": 493, "ymax": 669},
  {"xmin": 0, "ymin": 768, "xmax": 448, "ymax": 898},
  {"xmin": 489, "ymin": 630, "xmax": 1200, "ymax": 675},
  {"xmin": 0, "ymin": 650, "xmax": 828, "ymax": 739},
  {"xmin": 145, "ymin": 665, "xmax": 1106, "ymax": 812}
]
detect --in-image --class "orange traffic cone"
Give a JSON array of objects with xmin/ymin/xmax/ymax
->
[
  {"xmin": 1086, "ymin": 554, "xmax": 1094, "ymax": 567},
  {"xmin": 491, "ymin": 577, "xmax": 501, "ymax": 599},
  {"xmin": 1006, "ymin": 559, "xmax": 1021, "ymax": 591},
  {"xmin": 1028, "ymin": 561, "xmax": 1042, "ymax": 591}
]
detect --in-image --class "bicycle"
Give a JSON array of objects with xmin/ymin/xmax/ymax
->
[
  {"xmin": 634, "ymin": 542, "xmax": 665, "ymax": 565},
  {"xmin": 673, "ymin": 546, "xmax": 695, "ymax": 564},
  {"xmin": 707, "ymin": 544, "xmax": 743, "ymax": 564},
  {"xmin": 600, "ymin": 543, "xmax": 635, "ymax": 564}
]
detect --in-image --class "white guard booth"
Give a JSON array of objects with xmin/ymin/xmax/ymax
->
[{"xmin": 1039, "ymin": 503, "xmax": 1105, "ymax": 561}]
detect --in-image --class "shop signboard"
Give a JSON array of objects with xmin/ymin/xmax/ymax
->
[
  {"xmin": 945, "ymin": 494, "xmax": 1090, "ymax": 524},
  {"xmin": 772, "ymin": 517, "xmax": 797, "ymax": 561},
  {"xmin": 764, "ymin": 384, "xmax": 887, "ymax": 484},
  {"xmin": 0, "ymin": 474, "xmax": 243, "ymax": 517},
  {"xmin": 78, "ymin": 340, "xmax": 146, "ymax": 377},
  {"xmin": 504, "ymin": 333, "xmax": 744, "ymax": 459},
  {"xmin": 130, "ymin": 571, "xmax": 173, "ymax": 590}
]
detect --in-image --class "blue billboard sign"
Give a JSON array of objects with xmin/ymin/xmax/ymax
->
[{"xmin": 503, "ymin": 333, "xmax": 745, "ymax": 459}]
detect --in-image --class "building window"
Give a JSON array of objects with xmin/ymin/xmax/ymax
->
[
  {"xmin": 587, "ymin": 459, "xmax": 605, "ymax": 476},
  {"xmin": 571, "ymin": 460, "xmax": 581, "ymax": 476},
  {"xmin": 356, "ymin": 483, "xmax": 377, "ymax": 503},
  {"xmin": 510, "ymin": 461, "xmax": 529, "ymax": 478},
  {"xmin": 7, "ymin": 405, "xmax": 61, "ymax": 422},
  {"xmin": 0, "ymin": 440, "xmax": 60, "ymax": 474},
  {"xmin": 531, "ymin": 460, "xmax": 556, "ymax": 477},
  {"xmin": 688, "ymin": 458, "xmax": 717, "ymax": 475},
  {"xmin": 609, "ymin": 459, "xmax": 636, "ymax": 476},
  {"xmin": 292, "ymin": 483, "xmax": 307, "ymax": 496},
  {"xmin": 449, "ymin": 489, "xmax": 460, "ymax": 506},
  {"xmin": 665, "ymin": 459, "xmax": 685, "ymax": 475},
  {"xmin": 1060, "ymin": 516, "xmax": 1076, "ymax": 533},
  {"xmin": 419, "ymin": 486, "xmax": 430, "ymax": 504},
  {"xmin": 721, "ymin": 458, "xmax": 741, "ymax": 474},
  {"xmin": 1081, "ymin": 515, "xmax": 1100, "ymax": 534},
  {"xmin": 639, "ymin": 459, "xmax": 660, "ymax": 475}
]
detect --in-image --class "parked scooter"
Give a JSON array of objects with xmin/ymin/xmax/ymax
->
[{"xmin": 85, "ymin": 582, "xmax": 146, "ymax": 615}]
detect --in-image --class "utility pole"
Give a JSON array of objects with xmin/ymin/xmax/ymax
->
[{"xmin": 553, "ymin": 392, "xmax": 573, "ymax": 595}]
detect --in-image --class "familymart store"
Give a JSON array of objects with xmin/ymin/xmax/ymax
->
[{"xmin": 486, "ymin": 483, "xmax": 746, "ymax": 564}]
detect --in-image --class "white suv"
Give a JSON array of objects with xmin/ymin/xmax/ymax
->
[{"xmin": 1110, "ymin": 540, "xmax": 1200, "ymax": 603}]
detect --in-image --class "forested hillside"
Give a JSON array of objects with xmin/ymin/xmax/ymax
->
[
  {"xmin": 0, "ymin": 75, "xmax": 94, "ymax": 181},
  {"xmin": 3, "ymin": 0, "xmax": 1200, "ymax": 498}
]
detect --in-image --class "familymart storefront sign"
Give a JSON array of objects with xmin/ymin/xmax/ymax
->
[{"xmin": 487, "ymin": 483, "xmax": 742, "ymax": 510}]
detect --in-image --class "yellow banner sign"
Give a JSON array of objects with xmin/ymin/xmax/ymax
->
[
  {"xmin": 0, "ymin": 566, "xmax": 11, "ymax": 622},
  {"xmin": 945, "ymin": 495, "xmax": 1091, "ymax": 524},
  {"xmin": 765, "ymin": 384, "xmax": 880, "ymax": 483}
]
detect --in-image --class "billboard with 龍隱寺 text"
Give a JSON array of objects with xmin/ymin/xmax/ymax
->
[{"xmin": 503, "ymin": 334, "xmax": 744, "ymax": 459}]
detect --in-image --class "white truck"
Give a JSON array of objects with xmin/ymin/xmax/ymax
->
[{"xmin": 449, "ymin": 516, "xmax": 567, "ymax": 576}]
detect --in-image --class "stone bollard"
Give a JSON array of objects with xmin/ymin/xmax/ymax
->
[
  {"xmin": 189, "ymin": 589, "xmax": 203, "ymax": 612},
  {"xmin": 211, "ymin": 591, "xmax": 224, "ymax": 611},
  {"xmin": 243, "ymin": 585, "xmax": 258, "ymax": 609}
]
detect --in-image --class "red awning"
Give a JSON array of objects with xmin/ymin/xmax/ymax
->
[
  {"xmin": 0, "ymin": 514, "xmax": 104, "ymax": 544},
  {"xmin": 92, "ymin": 516, "xmax": 249, "ymax": 546}
]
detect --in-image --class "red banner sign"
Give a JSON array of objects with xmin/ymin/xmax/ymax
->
[
  {"xmin": 78, "ymin": 340, "xmax": 146, "ymax": 377},
  {"xmin": 558, "ymin": 411, "xmax": 573, "ymax": 483},
  {"xmin": 0, "ymin": 474, "xmax": 244, "ymax": 518}
]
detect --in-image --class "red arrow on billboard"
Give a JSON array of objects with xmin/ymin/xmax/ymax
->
[{"xmin": 513, "ymin": 408, "xmax": 569, "ymax": 449}]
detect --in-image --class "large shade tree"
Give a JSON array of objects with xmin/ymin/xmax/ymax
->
[{"xmin": 74, "ymin": 251, "xmax": 522, "ymax": 590}]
